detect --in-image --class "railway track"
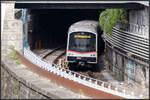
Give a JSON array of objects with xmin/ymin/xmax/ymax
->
[
  {"xmin": 33, "ymin": 46, "xmax": 120, "ymax": 85},
  {"xmin": 39, "ymin": 47, "xmax": 109, "ymax": 82},
  {"xmin": 42, "ymin": 45, "xmax": 65, "ymax": 59},
  {"xmin": 41, "ymin": 46, "xmax": 66, "ymax": 64},
  {"xmin": 33, "ymin": 49, "xmax": 51, "ymax": 57},
  {"xmin": 33, "ymin": 46, "xmax": 108, "ymax": 82},
  {"xmin": 32, "ymin": 45, "xmax": 65, "ymax": 58}
]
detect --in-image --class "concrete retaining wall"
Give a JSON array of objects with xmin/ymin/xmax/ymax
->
[
  {"xmin": 129, "ymin": 7, "xmax": 149, "ymax": 26},
  {"xmin": 1, "ymin": 3, "xmax": 23, "ymax": 56},
  {"xmin": 105, "ymin": 6, "xmax": 149, "ymax": 87},
  {"xmin": 129, "ymin": 6, "xmax": 149, "ymax": 37},
  {"xmin": 1, "ymin": 55, "xmax": 90, "ymax": 99},
  {"xmin": 106, "ymin": 45, "xmax": 149, "ymax": 87},
  {"xmin": 1, "ymin": 66, "xmax": 49, "ymax": 99}
]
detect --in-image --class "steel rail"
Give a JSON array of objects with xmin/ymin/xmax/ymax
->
[
  {"xmin": 42, "ymin": 45, "xmax": 65, "ymax": 59},
  {"xmin": 53, "ymin": 51, "xmax": 66, "ymax": 64}
]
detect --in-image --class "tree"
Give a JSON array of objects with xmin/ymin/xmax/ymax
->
[{"xmin": 99, "ymin": 9, "xmax": 128, "ymax": 36}]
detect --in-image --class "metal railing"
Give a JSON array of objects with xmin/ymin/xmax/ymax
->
[
  {"xmin": 115, "ymin": 21, "xmax": 149, "ymax": 39},
  {"xmin": 24, "ymin": 48, "xmax": 139, "ymax": 99},
  {"xmin": 104, "ymin": 27, "xmax": 149, "ymax": 61}
]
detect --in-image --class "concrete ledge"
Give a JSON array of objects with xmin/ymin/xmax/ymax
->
[{"xmin": 1, "ymin": 56, "xmax": 89, "ymax": 99}]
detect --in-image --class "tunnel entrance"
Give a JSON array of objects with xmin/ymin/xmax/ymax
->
[
  {"xmin": 16, "ymin": 1, "xmax": 145, "ymax": 52},
  {"xmin": 27, "ymin": 9, "xmax": 103, "ymax": 50}
]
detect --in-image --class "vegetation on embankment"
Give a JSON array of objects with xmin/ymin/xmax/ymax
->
[
  {"xmin": 99, "ymin": 9, "xmax": 128, "ymax": 36},
  {"xmin": 9, "ymin": 45, "xmax": 21, "ymax": 64}
]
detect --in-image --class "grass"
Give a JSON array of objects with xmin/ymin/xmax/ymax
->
[{"xmin": 9, "ymin": 45, "xmax": 21, "ymax": 64}]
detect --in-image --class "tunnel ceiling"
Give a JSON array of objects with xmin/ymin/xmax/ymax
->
[{"xmin": 15, "ymin": 1, "xmax": 145, "ymax": 9}]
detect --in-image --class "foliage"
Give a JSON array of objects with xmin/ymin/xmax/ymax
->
[
  {"xmin": 9, "ymin": 45, "xmax": 21, "ymax": 64},
  {"xmin": 99, "ymin": 9, "xmax": 128, "ymax": 36}
]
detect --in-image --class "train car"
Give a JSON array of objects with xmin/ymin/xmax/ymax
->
[{"xmin": 66, "ymin": 20, "xmax": 104, "ymax": 70}]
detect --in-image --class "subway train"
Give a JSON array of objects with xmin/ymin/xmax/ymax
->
[{"xmin": 66, "ymin": 20, "xmax": 105, "ymax": 71}]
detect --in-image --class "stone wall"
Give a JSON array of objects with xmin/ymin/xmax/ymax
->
[
  {"xmin": 1, "ymin": 3, "xmax": 23, "ymax": 56},
  {"xmin": 104, "ymin": 6, "xmax": 149, "ymax": 86},
  {"xmin": 1, "ymin": 66, "xmax": 49, "ymax": 99},
  {"xmin": 105, "ymin": 45, "xmax": 149, "ymax": 88},
  {"xmin": 127, "ymin": 6, "xmax": 149, "ymax": 85}
]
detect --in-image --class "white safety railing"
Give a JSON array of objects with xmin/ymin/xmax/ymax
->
[{"xmin": 24, "ymin": 48, "xmax": 139, "ymax": 99}]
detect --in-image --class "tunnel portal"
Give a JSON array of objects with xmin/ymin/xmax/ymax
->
[{"xmin": 27, "ymin": 9, "xmax": 102, "ymax": 50}]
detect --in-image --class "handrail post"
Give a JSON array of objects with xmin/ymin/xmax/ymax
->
[
  {"xmin": 101, "ymin": 82, "xmax": 104, "ymax": 87},
  {"xmin": 131, "ymin": 91, "xmax": 134, "ymax": 96},
  {"xmin": 108, "ymin": 84, "xmax": 111, "ymax": 89},
  {"xmin": 123, "ymin": 89, "xmax": 126, "ymax": 95}
]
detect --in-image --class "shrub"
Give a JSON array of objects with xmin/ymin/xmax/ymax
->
[
  {"xmin": 9, "ymin": 45, "xmax": 21, "ymax": 64},
  {"xmin": 99, "ymin": 9, "xmax": 128, "ymax": 36}
]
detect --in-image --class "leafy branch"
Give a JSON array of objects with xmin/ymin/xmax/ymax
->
[{"xmin": 99, "ymin": 9, "xmax": 128, "ymax": 36}]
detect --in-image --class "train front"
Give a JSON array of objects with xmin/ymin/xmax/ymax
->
[{"xmin": 66, "ymin": 31, "xmax": 97, "ymax": 66}]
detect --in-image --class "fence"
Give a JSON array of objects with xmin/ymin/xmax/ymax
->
[
  {"xmin": 24, "ymin": 47, "xmax": 138, "ymax": 99},
  {"xmin": 104, "ymin": 27, "xmax": 149, "ymax": 61},
  {"xmin": 104, "ymin": 24, "xmax": 149, "ymax": 82}
]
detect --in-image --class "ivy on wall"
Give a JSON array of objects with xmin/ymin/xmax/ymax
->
[{"xmin": 99, "ymin": 9, "xmax": 128, "ymax": 36}]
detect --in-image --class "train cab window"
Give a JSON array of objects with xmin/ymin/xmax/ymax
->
[{"xmin": 69, "ymin": 32, "xmax": 96, "ymax": 52}]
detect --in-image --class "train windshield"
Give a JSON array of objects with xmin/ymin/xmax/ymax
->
[{"xmin": 68, "ymin": 32, "xmax": 96, "ymax": 52}]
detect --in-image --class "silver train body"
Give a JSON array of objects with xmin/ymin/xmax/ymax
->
[{"xmin": 66, "ymin": 20, "xmax": 99, "ymax": 66}]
